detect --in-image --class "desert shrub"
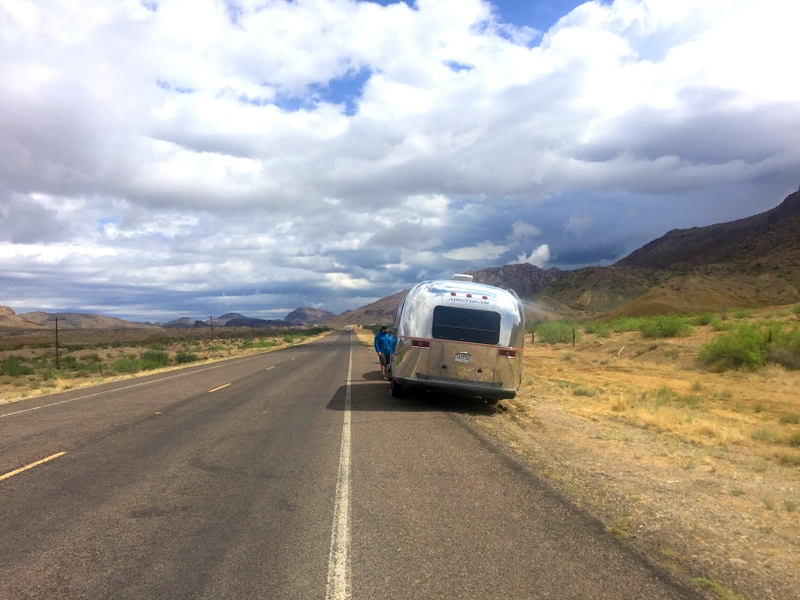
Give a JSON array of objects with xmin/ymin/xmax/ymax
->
[
  {"xmin": 610, "ymin": 316, "xmax": 645, "ymax": 332},
  {"xmin": 0, "ymin": 356, "xmax": 34, "ymax": 377},
  {"xmin": 113, "ymin": 355, "xmax": 141, "ymax": 374},
  {"xmin": 60, "ymin": 355, "xmax": 80, "ymax": 369},
  {"xmin": 535, "ymin": 320, "xmax": 580, "ymax": 344},
  {"xmin": 688, "ymin": 313, "xmax": 725, "ymax": 330},
  {"xmin": 688, "ymin": 313, "xmax": 715, "ymax": 326},
  {"xmin": 257, "ymin": 339, "xmax": 277, "ymax": 348},
  {"xmin": 655, "ymin": 386, "xmax": 677, "ymax": 407},
  {"xmin": 175, "ymin": 351, "xmax": 199, "ymax": 364},
  {"xmin": 699, "ymin": 323, "xmax": 768, "ymax": 371},
  {"xmin": 583, "ymin": 321, "xmax": 611, "ymax": 338},
  {"xmin": 769, "ymin": 324, "xmax": 800, "ymax": 369},
  {"xmin": 793, "ymin": 305, "xmax": 800, "ymax": 316},
  {"xmin": 140, "ymin": 350, "xmax": 169, "ymax": 370},
  {"xmin": 573, "ymin": 386, "xmax": 598, "ymax": 397},
  {"xmin": 711, "ymin": 318, "xmax": 731, "ymax": 332},
  {"xmin": 638, "ymin": 315, "xmax": 692, "ymax": 338}
]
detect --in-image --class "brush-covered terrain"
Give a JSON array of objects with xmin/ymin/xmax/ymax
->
[{"xmin": 0, "ymin": 326, "xmax": 331, "ymax": 402}]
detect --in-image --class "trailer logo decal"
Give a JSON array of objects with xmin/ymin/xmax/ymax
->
[{"xmin": 448, "ymin": 297, "xmax": 490, "ymax": 305}]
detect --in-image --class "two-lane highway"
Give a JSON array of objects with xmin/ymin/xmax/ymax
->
[{"xmin": 1, "ymin": 330, "xmax": 700, "ymax": 599}]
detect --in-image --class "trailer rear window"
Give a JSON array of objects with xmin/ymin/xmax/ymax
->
[{"xmin": 432, "ymin": 306, "xmax": 501, "ymax": 345}]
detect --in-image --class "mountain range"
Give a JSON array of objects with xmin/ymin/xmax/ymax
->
[
  {"xmin": 329, "ymin": 188, "xmax": 800, "ymax": 325},
  {"xmin": 2, "ymin": 188, "xmax": 798, "ymax": 330},
  {"xmin": 0, "ymin": 306, "xmax": 335, "ymax": 331}
]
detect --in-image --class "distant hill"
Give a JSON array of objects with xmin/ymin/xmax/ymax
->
[
  {"xmin": 324, "ymin": 264, "xmax": 566, "ymax": 327},
  {"xmin": 538, "ymin": 189, "xmax": 800, "ymax": 317},
  {"xmin": 616, "ymin": 189, "xmax": 800, "ymax": 273},
  {"xmin": 162, "ymin": 307, "xmax": 334, "ymax": 330},
  {"xmin": 326, "ymin": 290, "xmax": 408, "ymax": 328},
  {"xmin": 284, "ymin": 307, "xmax": 336, "ymax": 325},
  {"xmin": 1, "ymin": 306, "xmax": 337, "ymax": 331},
  {"xmin": 0, "ymin": 308, "xmax": 158, "ymax": 330},
  {"xmin": 467, "ymin": 263, "xmax": 566, "ymax": 296}
]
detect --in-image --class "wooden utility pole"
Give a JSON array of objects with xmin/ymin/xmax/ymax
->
[{"xmin": 50, "ymin": 316, "xmax": 60, "ymax": 369}]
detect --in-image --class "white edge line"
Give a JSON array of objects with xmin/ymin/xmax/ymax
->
[{"xmin": 326, "ymin": 337, "xmax": 352, "ymax": 600}]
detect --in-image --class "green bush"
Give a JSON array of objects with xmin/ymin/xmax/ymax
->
[
  {"xmin": 583, "ymin": 322, "xmax": 611, "ymax": 338},
  {"xmin": 688, "ymin": 313, "xmax": 723, "ymax": 328},
  {"xmin": 536, "ymin": 320, "xmax": 580, "ymax": 344},
  {"xmin": 638, "ymin": 315, "xmax": 692, "ymax": 339},
  {"xmin": 699, "ymin": 323, "xmax": 768, "ymax": 371},
  {"xmin": 610, "ymin": 316, "xmax": 645, "ymax": 332},
  {"xmin": 175, "ymin": 351, "xmax": 199, "ymax": 364},
  {"xmin": 253, "ymin": 339, "xmax": 277, "ymax": 349},
  {"xmin": 140, "ymin": 350, "xmax": 169, "ymax": 370},
  {"xmin": 689, "ymin": 313, "xmax": 712, "ymax": 326},
  {"xmin": 0, "ymin": 356, "xmax": 34, "ymax": 377},
  {"xmin": 113, "ymin": 355, "xmax": 141, "ymax": 374},
  {"xmin": 769, "ymin": 324, "xmax": 800, "ymax": 369}
]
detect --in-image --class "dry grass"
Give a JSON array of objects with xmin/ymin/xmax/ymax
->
[{"xmin": 474, "ymin": 305, "xmax": 800, "ymax": 600}]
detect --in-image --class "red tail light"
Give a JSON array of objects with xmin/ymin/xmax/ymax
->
[
  {"xmin": 412, "ymin": 339, "xmax": 431, "ymax": 348},
  {"xmin": 498, "ymin": 348, "xmax": 516, "ymax": 358}
]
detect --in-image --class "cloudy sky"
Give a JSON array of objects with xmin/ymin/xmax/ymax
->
[{"xmin": 1, "ymin": 0, "xmax": 798, "ymax": 322}]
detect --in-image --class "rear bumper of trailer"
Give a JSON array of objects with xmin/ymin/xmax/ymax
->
[{"xmin": 393, "ymin": 373, "xmax": 517, "ymax": 400}]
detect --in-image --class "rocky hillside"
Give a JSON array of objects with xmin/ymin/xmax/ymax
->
[
  {"xmin": 467, "ymin": 263, "xmax": 566, "ymax": 296},
  {"xmin": 617, "ymin": 189, "xmax": 800, "ymax": 275},
  {"xmin": 538, "ymin": 189, "xmax": 800, "ymax": 317}
]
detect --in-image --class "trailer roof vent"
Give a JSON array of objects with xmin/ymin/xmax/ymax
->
[{"xmin": 451, "ymin": 273, "xmax": 474, "ymax": 282}]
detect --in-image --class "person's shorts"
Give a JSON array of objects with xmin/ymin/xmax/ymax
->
[{"xmin": 379, "ymin": 353, "xmax": 391, "ymax": 366}]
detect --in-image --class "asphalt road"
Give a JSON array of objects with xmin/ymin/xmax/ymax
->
[{"xmin": 0, "ymin": 330, "xmax": 700, "ymax": 599}]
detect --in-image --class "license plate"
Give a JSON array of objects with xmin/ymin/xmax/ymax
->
[{"xmin": 454, "ymin": 352, "xmax": 471, "ymax": 363}]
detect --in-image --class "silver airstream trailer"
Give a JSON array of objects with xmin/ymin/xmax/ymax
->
[{"xmin": 390, "ymin": 274, "xmax": 525, "ymax": 400}]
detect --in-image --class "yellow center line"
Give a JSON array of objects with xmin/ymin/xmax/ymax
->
[
  {"xmin": 1, "ymin": 452, "xmax": 66, "ymax": 482},
  {"xmin": 208, "ymin": 383, "xmax": 231, "ymax": 393}
]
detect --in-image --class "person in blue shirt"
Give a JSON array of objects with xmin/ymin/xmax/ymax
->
[{"xmin": 374, "ymin": 325, "xmax": 392, "ymax": 380}]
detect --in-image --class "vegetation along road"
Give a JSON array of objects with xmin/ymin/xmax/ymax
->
[{"xmin": 0, "ymin": 330, "xmax": 700, "ymax": 599}]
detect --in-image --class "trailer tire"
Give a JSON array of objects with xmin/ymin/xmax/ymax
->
[{"xmin": 390, "ymin": 378, "xmax": 403, "ymax": 398}]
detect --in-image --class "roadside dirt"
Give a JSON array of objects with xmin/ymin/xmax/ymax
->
[{"xmin": 472, "ymin": 313, "xmax": 800, "ymax": 600}]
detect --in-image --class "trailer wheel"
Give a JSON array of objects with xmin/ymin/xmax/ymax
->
[{"xmin": 390, "ymin": 378, "xmax": 403, "ymax": 398}]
